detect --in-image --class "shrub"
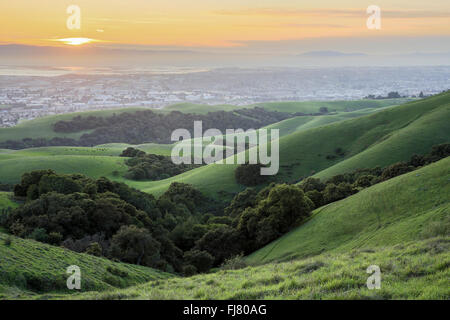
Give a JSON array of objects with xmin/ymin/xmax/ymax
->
[
  {"xmin": 110, "ymin": 225, "xmax": 161, "ymax": 267},
  {"xmin": 300, "ymin": 177, "xmax": 325, "ymax": 192},
  {"xmin": 48, "ymin": 232, "xmax": 63, "ymax": 245},
  {"xmin": 183, "ymin": 249, "xmax": 214, "ymax": 273},
  {"xmin": 29, "ymin": 228, "xmax": 48, "ymax": 243},
  {"xmin": 85, "ymin": 242, "xmax": 103, "ymax": 257},
  {"xmin": 381, "ymin": 162, "xmax": 413, "ymax": 181},
  {"xmin": 182, "ymin": 265, "xmax": 197, "ymax": 277},
  {"xmin": 221, "ymin": 254, "xmax": 247, "ymax": 270},
  {"xmin": 305, "ymin": 190, "xmax": 324, "ymax": 209},
  {"xmin": 354, "ymin": 175, "xmax": 375, "ymax": 188},
  {"xmin": 3, "ymin": 236, "xmax": 12, "ymax": 246}
]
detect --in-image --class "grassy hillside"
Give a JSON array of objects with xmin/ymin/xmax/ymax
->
[
  {"xmin": 0, "ymin": 108, "xmax": 147, "ymax": 143},
  {"xmin": 247, "ymin": 157, "xmax": 450, "ymax": 264},
  {"xmin": 0, "ymin": 95, "xmax": 444, "ymax": 197},
  {"xmin": 56, "ymin": 236, "xmax": 449, "ymax": 300},
  {"xmin": 0, "ymin": 192, "xmax": 20, "ymax": 210},
  {"xmin": 0, "ymin": 155, "xmax": 129, "ymax": 185},
  {"xmin": 0, "ymin": 232, "xmax": 172, "ymax": 299},
  {"xmin": 254, "ymin": 98, "xmax": 412, "ymax": 114},
  {"xmin": 164, "ymin": 99, "xmax": 410, "ymax": 115},
  {"xmin": 137, "ymin": 92, "xmax": 450, "ymax": 198},
  {"xmin": 0, "ymin": 99, "xmax": 404, "ymax": 143}
]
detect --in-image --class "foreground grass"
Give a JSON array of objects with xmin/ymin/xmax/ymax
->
[
  {"xmin": 58, "ymin": 237, "xmax": 449, "ymax": 300},
  {"xmin": 0, "ymin": 233, "xmax": 172, "ymax": 299}
]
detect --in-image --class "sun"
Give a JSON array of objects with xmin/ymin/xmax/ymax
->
[{"xmin": 55, "ymin": 38, "xmax": 97, "ymax": 46}]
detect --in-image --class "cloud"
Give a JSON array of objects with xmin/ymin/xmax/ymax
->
[{"xmin": 214, "ymin": 8, "xmax": 450, "ymax": 19}]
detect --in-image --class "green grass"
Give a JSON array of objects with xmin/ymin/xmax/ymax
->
[
  {"xmin": 0, "ymin": 192, "xmax": 20, "ymax": 210},
  {"xmin": 54, "ymin": 237, "xmax": 449, "ymax": 300},
  {"xmin": 254, "ymin": 98, "xmax": 412, "ymax": 114},
  {"xmin": 0, "ymin": 155, "xmax": 129, "ymax": 185},
  {"xmin": 247, "ymin": 157, "xmax": 450, "ymax": 264},
  {"xmin": 164, "ymin": 99, "xmax": 411, "ymax": 115},
  {"xmin": 0, "ymin": 232, "xmax": 172, "ymax": 299}
]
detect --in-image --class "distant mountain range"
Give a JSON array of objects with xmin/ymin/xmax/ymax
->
[{"xmin": 299, "ymin": 50, "xmax": 367, "ymax": 57}]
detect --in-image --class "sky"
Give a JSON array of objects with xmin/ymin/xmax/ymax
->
[{"xmin": 1, "ymin": 0, "xmax": 450, "ymax": 66}]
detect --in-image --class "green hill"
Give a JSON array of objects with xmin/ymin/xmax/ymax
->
[
  {"xmin": 0, "ymin": 232, "xmax": 172, "ymax": 299},
  {"xmin": 51, "ymin": 158, "xmax": 450, "ymax": 300},
  {"xmin": 164, "ymin": 99, "xmax": 411, "ymax": 115},
  {"xmin": 137, "ymin": 92, "xmax": 450, "ymax": 198},
  {"xmin": 0, "ymin": 108, "xmax": 148, "ymax": 143},
  {"xmin": 65, "ymin": 236, "xmax": 449, "ymax": 300},
  {"xmin": 0, "ymin": 95, "xmax": 445, "ymax": 198},
  {"xmin": 247, "ymin": 157, "xmax": 450, "ymax": 264}
]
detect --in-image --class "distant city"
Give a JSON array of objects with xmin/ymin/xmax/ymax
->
[{"xmin": 0, "ymin": 66, "xmax": 449, "ymax": 127}]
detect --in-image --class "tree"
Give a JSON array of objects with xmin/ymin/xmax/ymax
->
[
  {"xmin": 236, "ymin": 184, "xmax": 313, "ymax": 249},
  {"xmin": 305, "ymin": 190, "xmax": 324, "ymax": 209},
  {"xmin": 110, "ymin": 225, "xmax": 161, "ymax": 267},
  {"xmin": 300, "ymin": 177, "xmax": 325, "ymax": 192},
  {"xmin": 381, "ymin": 162, "xmax": 412, "ymax": 181},
  {"xmin": 183, "ymin": 249, "xmax": 214, "ymax": 273},
  {"xmin": 224, "ymin": 188, "xmax": 258, "ymax": 218},
  {"xmin": 319, "ymin": 107, "xmax": 329, "ymax": 114},
  {"xmin": 354, "ymin": 175, "xmax": 375, "ymax": 188},
  {"xmin": 196, "ymin": 226, "xmax": 245, "ymax": 265},
  {"xmin": 323, "ymin": 182, "xmax": 356, "ymax": 204}
]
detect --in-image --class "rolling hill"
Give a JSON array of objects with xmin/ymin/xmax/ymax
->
[
  {"xmin": 0, "ymin": 94, "xmax": 446, "ymax": 199},
  {"xmin": 0, "ymin": 232, "xmax": 172, "ymax": 299},
  {"xmin": 247, "ymin": 157, "xmax": 450, "ymax": 264},
  {"xmin": 135, "ymin": 92, "xmax": 450, "ymax": 198},
  {"xmin": 37, "ymin": 158, "xmax": 449, "ymax": 300},
  {"xmin": 64, "ymin": 236, "xmax": 449, "ymax": 300}
]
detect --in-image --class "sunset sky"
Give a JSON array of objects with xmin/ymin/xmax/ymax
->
[{"xmin": 1, "ymin": 0, "xmax": 450, "ymax": 51}]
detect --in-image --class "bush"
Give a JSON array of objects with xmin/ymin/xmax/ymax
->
[
  {"xmin": 381, "ymin": 162, "xmax": 413, "ymax": 181},
  {"xmin": 85, "ymin": 242, "xmax": 103, "ymax": 257},
  {"xmin": 182, "ymin": 265, "xmax": 197, "ymax": 277},
  {"xmin": 110, "ymin": 225, "xmax": 161, "ymax": 267},
  {"xmin": 300, "ymin": 177, "xmax": 325, "ymax": 192},
  {"xmin": 354, "ymin": 175, "xmax": 375, "ymax": 188},
  {"xmin": 3, "ymin": 236, "xmax": 12, "ymax": 246},
  {"xmin": 183, "ymin": 249, "xmax": 214, "ymax": 273},
  {"xmin": 323, "ymin": 182, "xmax": 356, "ymax": 204},
  {"xmin": 29, "ymin": 228, "xmax": 48, "ymax": 243},
  {"xmin": 305, "ymin": 190, "xmax": 324, "ymax": 209},
  {"xmin": 221, "ymin": 254, "xmax": 247, "ymax": 270}
]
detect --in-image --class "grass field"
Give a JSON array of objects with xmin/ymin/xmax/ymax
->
[
  {"xmin": 0, "ymin": 192, "xmax": 20, "ymax": 210},
  {"xmin": 63, "ymin": 236, "xmax": 449, "ymax": 300},
  {"xmin": 0, "ymin": 232, "xmax": 172, "ymax": 299},
  {"xmin": 247, "ymin": 157, "xmax": 450, "ymax": 264}
]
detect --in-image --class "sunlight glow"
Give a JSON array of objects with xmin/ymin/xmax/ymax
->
[{"xmin": 55, "ymin": 38, "xmax": 97, "ymax": 46}]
